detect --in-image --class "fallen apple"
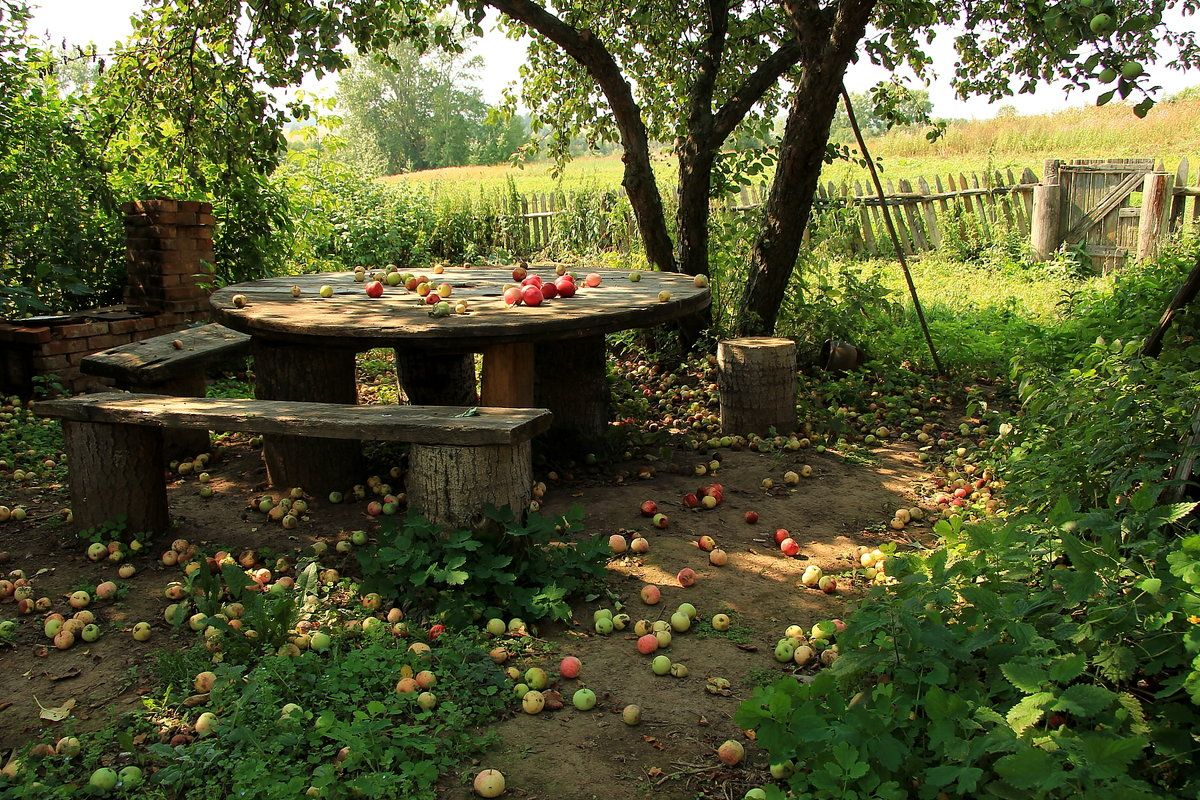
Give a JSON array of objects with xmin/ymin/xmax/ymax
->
[
  {"xmin": 640, "ymin": 584, "xmax": 661, "ymax": 605},
  {"xmin": 709, "ymin": 549, "xmax": 728, "ymax": 566},
  {"xmin": 712, "ymin": 613, "xmax": 731, "ymax": 631},
  {"xmin": 677, "ymin": 568, "xmax": 697, "ymax": 588},
  {"xmin": 521, "ymin": 690, "xmax": 545, "ymax": 714},
  {"xmin": 640, "ymin": 500, "xmax": 657, "ymax": 516},
  {"xmin": 622, "ymin": 704, "xmax": 641, "ymax": 725},
  {"xmin": 717, "ymin": 740, "xmax": 744, "ymax": 766},
  {"xmin": 474, "ymin": 769, "xmax": 506, "ymax": 798},
  {"xmin": 608, "ymin": 534, "xmax": 628, "ymax": 554},
  {"xmin": 559, "ymin": 656, "xmax": 582, "ymax": 679},
  {"xmin": 572, "ymin": 688, "xmax": 597, "ymax": 710},
  {"xmin": 651, "ymin": 655, "xmax": 672, "ymax": 675}
]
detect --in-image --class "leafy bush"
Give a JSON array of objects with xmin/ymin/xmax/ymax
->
[{"xmin": 357, "ymin": 506, "xmax": 609, "ymax": 626}]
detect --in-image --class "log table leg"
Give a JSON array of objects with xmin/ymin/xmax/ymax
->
[
  {"xmin": 535, "ymin": 335, "xmax": 610, "ymax": 448},
  {"xmin": 394, "ymin": 351, "xmax": 478, "ymax": 406},
  {"xmin": 62, "ymin": 420, "xmax": 169, "ymax": 535},
  {"xmin": 252, "ymin": 339, "xmax": 362, "ymax": 494},
  {"xmin": 141, "ymin": 372, "xmax": 211, "ymax": 460},
  {"xmin": 717, "ymin": 337, "xmax": 797, "ymax": 436},
  {"xmin": 480, "ymin": 342, "xmax": 535, "ymax": 407},
  {"xmin": 408, "ymin": 441, "xmax": 533, "ymax": 527}
]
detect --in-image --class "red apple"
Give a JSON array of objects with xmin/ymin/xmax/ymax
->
[
  {"xmin": 424, "ymin": 292, "xmax": 440, "ymax": 305},
  {"xmin": 744, "ymin": 511, "xmax": 759, "ymax": 524},
  {"xmin": 696, "ymin": 535, "xmax": 716, "ymax": 552},
  {"xmin": 682, "ymin": 493, "xmax": 699, "ymax": 508},
  {"xmin": 773, "ymin": 528, "xmax": 790, "ymax": 544},
  {"xmin": 521, "ymin": 275, "xmax": 543, "ymax": 288},
  {"xmin": 512, "ymin": 266, "xmax": 527, "ymax": 282},
  {"xmin": 559, "ymin": 656, "xmax": 582, "ymax": 678},
  {"xmin": 640, "ymin": 500, "xmax": 658, "ymax": 517},
  {"xmin": 540, "ymin": 281, "xmax": 558, "ymax": 299},
  {"xmin": 365, "ymin": 281, "xmax": 384, "ymax": 298},
  {"xmin": 503, "ymin": 286, "xmax": 523, "ymax": 306},
  {"xmin": 677, "ymin": 568, "xmax": 697, "ymax": 588},
  {"xmin": 404, "ymin": 276, "xmax": 420, "ymax": 291},
  {"xmin": 585, "ymin": 272, "xmax": 602, "ymax": 287},
  {"xmin": 554, "ymin": 278, "xmax": 576, "ymax": 298},
  {"xmin": 780, "ymin": 538, "xmax": 800, "ymax": 557},
  {"xmin": 521, "ymin": 285, "xmax": 544, "ymax": 306}
]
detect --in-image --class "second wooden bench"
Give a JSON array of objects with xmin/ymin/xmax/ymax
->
[{"xmin": 35, "ymin": 392, "xmax": 551, "ymax": 533}]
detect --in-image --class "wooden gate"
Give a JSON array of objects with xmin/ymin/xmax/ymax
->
[{"xmin": 1053, "ymin": 158, "xmax": 1155, "ymax": 272}]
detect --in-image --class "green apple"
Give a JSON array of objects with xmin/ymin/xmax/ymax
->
[
  {"xmin": 651, "ymin": 655, "xmax": 672, "ymax": 675},
  {"xmin": 572, "ymin": 688, "xmax": 597, "ymax": 710},
  {"xmin": 774, "ymin": 638, "xmax": 796, "ymax": 663}
]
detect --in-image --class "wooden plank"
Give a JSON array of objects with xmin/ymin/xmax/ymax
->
[
  {"xmin": 36, "ymin": 393, "xmax": 554, "ymax": 446},
  {"xmin": 933, "ymin": 175, "xmax": 949, "ymax": 214},
  {"xmin": 1020, "ymin": 168, "xmax": 1037, "ymax": 221},
  {"xmin": 520, "ymin": 195, "xmax": 530, "ymax": 252},
  {"xmin": 994, "ymin": 171, "xmax": 1015, "ymax": 230},
  {"xmin": 81, "ymin": 323, "xmax": 251, "ymax": 384},
  {"xmin": 1170, "ymin": 157, "xmax": 1189, "ymax": 229},
  {"xmin": 1006, "ymin": 169, "xmax": 1028, "ymax": 233},
  {"xmin": 1063, "ymin": 169, "xmax": 1148, "ymax": 244},
  {"xmin": 897, "ymin": 180, "xmax": 928, "ymax": 250},
  {"xmin": 970, "ymin": 172, "xmax": 992, "ymax": 235},
  {"xmin": 917, "ymin": 178, "xmax": 941, "ymax": 249},
  {"xmin": 853, "ymin": 181, "xmax": 877, "ymax": 255}
]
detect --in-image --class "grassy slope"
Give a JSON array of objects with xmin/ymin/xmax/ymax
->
[{"xmin": 384, "ymin": 97, "xmax": 1200, "ymax": 196}]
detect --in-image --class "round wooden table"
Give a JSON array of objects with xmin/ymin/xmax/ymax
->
[{"xmin": 210, "ymin": 266, "xmax": 709, "ymax": 492}]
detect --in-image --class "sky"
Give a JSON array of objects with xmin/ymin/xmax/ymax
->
[{"xmin": 28, "ymin": 0, "xmax": 1200, "ymax": 121}]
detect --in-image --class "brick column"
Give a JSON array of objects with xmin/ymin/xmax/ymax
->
[{"xmin": 122, "ymin": 199, "xmax": 216, "ymax": 321}]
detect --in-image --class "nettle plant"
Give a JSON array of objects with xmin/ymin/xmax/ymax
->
[
  {"xmin": 357, "ymin": 506, "xmax": 609, "ymax": 626},
  {"xmin": 736, "ymin": 498, "xmax": 1200, "ymax": 800}
]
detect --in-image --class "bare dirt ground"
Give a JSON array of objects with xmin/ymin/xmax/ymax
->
[{"xmin": 0, "ymin": 422, "xmax": 930, "ymax": 799}]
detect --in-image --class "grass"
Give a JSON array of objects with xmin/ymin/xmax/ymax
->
[{"xmin": 383, "ymin": 97, "xmax": 1200, "ymax": 197}]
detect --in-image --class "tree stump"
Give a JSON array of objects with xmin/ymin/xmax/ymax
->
[
  {"xmin": 535, "ymin": 335, "xmax": 609, "ymax": 450},
  {"xmin": 717, "ymin": 337, "xmax": 797, "ymax": 436},
  {"xmin": 252, "ymin": 339, "xmax": 362, "ymax": 495},
  {"xmin": 407, "ymin": 442, "xmax": 532, "ymax": 527},
  {"xmin": 62, "ymin": 420, "xmax": 169, "ymax": 534},
  {"xmin": 394, "ymin": 351, "xmax": 478, "ymax": 406}
]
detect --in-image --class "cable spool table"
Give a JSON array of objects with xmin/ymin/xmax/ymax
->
[{"xmin": 210, "ymin": 266, "xmax": 710, "ymax": 493}]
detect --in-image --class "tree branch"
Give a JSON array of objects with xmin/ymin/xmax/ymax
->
[{"xmin": 712, "ymin": 38, "xmax": 802, "ymax": 141}]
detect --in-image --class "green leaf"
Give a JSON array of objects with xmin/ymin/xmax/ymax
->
[
  {"xmin": 1006, "ymin": 692, "xmax": 1052, "ymax": 734},
  {"xmin": 994, "ymin": 748, "xmax": 1058, "ymax": 790},
  {"xmin": 1137, "ymin": 577, "xmax": 1162, "ymax": 595},
  {"xmin": 1001, "ymin": 661, "xmax": 1048, "ymax": 693},
  {"xmin": 1049, "ymin": 654, "xmax": 1087, "ymax": 683},
  {"xmin": 1052, "ymin": 684, "xmax": 1114, "ymax": 718}
]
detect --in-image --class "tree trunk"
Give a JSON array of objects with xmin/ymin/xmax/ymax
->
[
  {"xmin": 674, "ymin": 141, "xmax": 718, "ymax": 348},
  {"xmin": 407, "ymin": 441, "xmax": 532, "ymax": 527},
  {"xmin": 252, "ymin": 339, "xmax": 363, "ymax": 495},
  {"xmin": 535, "ymin": 335, "xmax": 609, "ymax": 451},
  {"xmin": 394, "ymin": 351, "xmax": 477, "ymax": 406},
  {"xmin": 63, "ymin": 420, "xmax": 170, "ymax": 535},
  {"xmin": 738, "ymin": 0, "xmax": 876, "ymax": 336},
  {"xmin": 717, "ymin": 337, "xmax": 796, "ymax": 435}
]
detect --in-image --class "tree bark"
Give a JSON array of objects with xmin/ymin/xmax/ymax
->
[
  {"xmin": 251, "ymin": 339, "xmax": 363, "ymax": 495},
  {"xmin": 738, "ymin": 0, "xmax": 877, "ymax": 336},
  {"xmin": 408, "ymin": 441, "xmax": 532, "ymax": 527},
  {"xmin": 717, "ymin": 337, "xmax": 797, "ymax": 435},
  {"xmin": 394, "ymin": 351, "xmax": 477, "ymax": 406},
  {"xmin": 63, "ymin": 420, "xmax": 170, "ymax": 535}
]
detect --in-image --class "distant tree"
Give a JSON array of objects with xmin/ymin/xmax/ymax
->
[
  {"xmin": 337, "ymin": 41, "xmax": 528, "ymax": 174},
  {"xmin": 830, "ymin": 84, "xmax": 936, "ymax": 139}
]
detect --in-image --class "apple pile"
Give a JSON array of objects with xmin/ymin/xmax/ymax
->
[
  {"xmin": 775, "ymin": 619, "xmax": 843, "ymax": 668},
  {"xmin": 503, "ymin": 264, "xmax": 588, "ymax": 308},
  {"xmin": 630, "ymin": 601, "xmax": 698, "ymax": 679},
  {"xmin": 250, "ymin": 487, "xmax": 310, "ymax": 529},
  {"xmin": 683, "ymin": 483, "xmax": 724, "ymax": 510}
]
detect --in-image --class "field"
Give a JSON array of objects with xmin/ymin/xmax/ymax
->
[{"xmin": 384, "ymin": 96, "xmax": 1200, "ymax": 198}]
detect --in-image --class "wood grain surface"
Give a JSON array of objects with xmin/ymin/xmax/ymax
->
[
  {"xmin": 80, "ymin": 323, "xmax": 250, "ymax": 383},
  {"xmin": 209, "ymin": 266, "xmax": 710, "ymax": 349}
]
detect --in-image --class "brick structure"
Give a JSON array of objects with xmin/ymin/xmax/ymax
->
[{"xmin": 0, "ymin": 199, "xmax": 217, "ymax": 396}]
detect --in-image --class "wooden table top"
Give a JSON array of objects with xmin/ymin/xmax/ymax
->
[{"xmin": 210, "ymin": 265, "xmax": 710, "ymax": 350}]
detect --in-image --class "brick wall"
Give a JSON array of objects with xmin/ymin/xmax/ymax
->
[{"xmin": 0, "ymin": 198, "xmax": 216, "ymax": 396}]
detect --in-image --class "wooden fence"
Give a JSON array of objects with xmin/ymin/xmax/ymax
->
[{"xmin": 509, "ymin": 157, "xmax": 1200, "ymax": 261}]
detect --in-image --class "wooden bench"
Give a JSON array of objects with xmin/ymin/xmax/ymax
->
[
  {"xmin": 80, "ymin": 323, "xmax": 252, "ymax": 457},
  {"xmin": 35, "ymin": 392, "xmax": 552, "ymax": 534}
]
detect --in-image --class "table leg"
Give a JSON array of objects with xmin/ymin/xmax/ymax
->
[
  {"xmin": 394, "ymin": 350, "xmax": 477, "ymax": 406},
  {"xmin": 535, "ymin": 335, "xmax": 610, "ymax": 448},
  {"xmin": 251, "ymin": 339, "xmax": 362, "ymax": 494},
  {"xmin": 480, "ymin": 342, "xmax": 535, "ymax": 407}
]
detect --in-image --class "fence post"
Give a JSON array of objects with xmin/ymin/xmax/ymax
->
[
  {"xmin": 1031, "ymin": 158, "xmax": 1062, "ymax": 261},
  {"xmin": 1137, "ymin": 172, "xmax": 1171, "ymax": 261}
]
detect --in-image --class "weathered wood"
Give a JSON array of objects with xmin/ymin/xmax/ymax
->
[
  {"xmin": 81, "ymin": 323, "xmax": 250, "ymax": 384},
  {"xmin": 1142, "ymin": 246, "xmax": 1200, "ymax": 358},
  {"xmin": 394, "ymin": 351, "xmax": 477, "ymax": 406},
  {"xmin": 153, "ymin": 371, "xmax": 212, "ymax": 459},
  {"xmin": 1031, "ymin": 181, "xmax": 1063, "ymax": 260},
  {"xmin": 534, "ymin": 334, "xmax": 609, "ymax": 447},
  {"xmin": 853, "ymin": 181, "xmax": 878, "ymax": 255},
  {"xmin": 717, "ymin": 337, "xmax": 796, "ymax": 436},
  {"xmin": 36, "ymin": 393, "xmax": 553, "ymax": 446},
  {"xmin": 995, "ymin": 172, "xmax": 1015, "ymax": 229},
  {"xmin": 917, "ymin": 178, "xmax": 941, "ymax": 249},
  {"xmin": 1170, "ymin": 157, "xmax": 1190, "ymax": 230},
  {"xmin": 1138, "ymin": 172, "xmax": 1172, "ymax": 261},
  {"xmin": 898, "ymin": 180, "xmax": 928, "ymax": 251},
  {"xmin": 62, "ymin": 419, "xmax": 169, "ymax": 534},
  {"xmin": 210, "ymin": 267, "xmax": 711, "ymax": 350},
  {"xmin": 1063, "ymin": 170, "xmax": 1150, "ymax": 244},
  {"xmin": 480, "ymin": 342, "xmax": 535, "ymax": 407},
  {"xmin": 252, "ymin": 340, "xmax": 362, "ymax": 494},
  {"xmin": 408, "ymin": 440, "xmax": 532, "ymax": 527}
]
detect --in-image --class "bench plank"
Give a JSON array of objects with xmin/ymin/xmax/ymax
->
[
  {"xmin": 36, "ymin": 393, "xmax": 551, "ymax": 447},
  {"xmin": 81, "ymin": 323, "xmax": 251, "ymax": 384}
]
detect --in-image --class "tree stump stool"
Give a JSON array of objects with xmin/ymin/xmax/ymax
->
[
  {"xmin": 408, "ymin": 440, "xmax": 533, "ymax": 528},
  {"xmin": 717, "ymin": 337, "xmax": 796, "ymax": 436}
]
